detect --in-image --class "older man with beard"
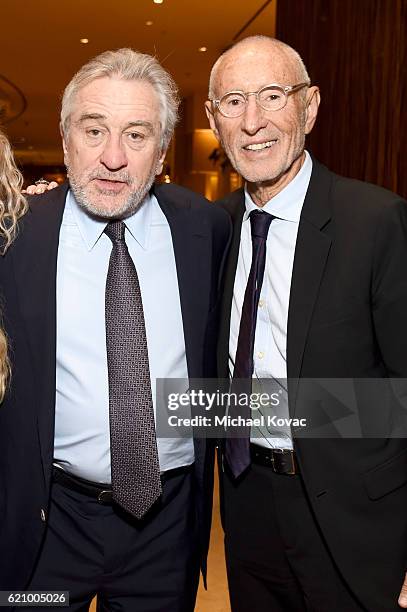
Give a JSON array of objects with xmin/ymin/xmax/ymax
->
[
  {"xmin": 206, "ymin": 35, "xmax": 407, "ymax": 612},
  {"xmin": 0, "ymin": 48, "xmax": 230, "ymax": 611}
]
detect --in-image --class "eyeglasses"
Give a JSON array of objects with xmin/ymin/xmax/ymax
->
[{"xmin": 210, "ymin": 82, "xmax": 310, "ymax": 118}]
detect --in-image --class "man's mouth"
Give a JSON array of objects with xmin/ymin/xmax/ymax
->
[
  {"xmin": 94, "ymin": 178, "xmax": 126, "ymax": 184},
  {"xmin": 243, "ymin": 139, "xmax": 277, "ymax": 151},
  {"xmin": 93, "ymin": 178, "xmax": 128, "ymax": 192}
]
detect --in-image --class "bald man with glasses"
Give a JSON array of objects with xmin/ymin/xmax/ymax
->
[{"xmin": 206, "ymin": 35, "xmax": 407, "ymax": 612}]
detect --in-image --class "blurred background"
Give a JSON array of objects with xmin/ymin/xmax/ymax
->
[{"xmin": 2, "ymin": 0, "xmax": 406, "ymax": 200}]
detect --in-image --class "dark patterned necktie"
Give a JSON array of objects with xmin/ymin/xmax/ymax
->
[
  {"xmin": 225, "ymin": 210, "xmax": 274, "ymax": 478},
  {"xmin": 105, "ymin": 220, "xmax": 162, "ymax": 518}
]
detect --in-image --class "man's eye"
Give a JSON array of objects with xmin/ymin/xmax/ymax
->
[
  {"xmin": 86, "ymin": 129, "xmax": 102, "ymax": 137},
  {"xmin": 127, "ymin": 132, "xmax": 144, "ymax": 141},
  {"xmin": 264, "ymin": 93, "xmax": 282, "ymax": 103},
  {"xmin": 227, "ymin": 97, "xmax": 245, "ymax": 107}
]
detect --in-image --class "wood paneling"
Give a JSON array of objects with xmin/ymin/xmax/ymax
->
[{"xmin": 277, "ymin": 0, "xmax": 407, "ymax": 197}]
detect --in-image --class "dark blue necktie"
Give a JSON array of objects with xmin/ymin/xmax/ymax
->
[{"xmin": 225, "ymin": 210, "xmax": 274, "ymax": 478}]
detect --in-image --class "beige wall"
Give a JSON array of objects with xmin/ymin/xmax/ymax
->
[{"xmin": 173, "ymin": 92, "xmax": 242, "ymax": 201}]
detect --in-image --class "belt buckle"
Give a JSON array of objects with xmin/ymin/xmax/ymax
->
[
  {"xmin": 285, "ymin": 450, "xmax": 297, "ymax": 475},
  {"xmin": 97, "ymin": 490, "xmax": 113, "ymax": 504},
  {"xmin": 273, "ymin": 448, "xmax": 297, "ymax": 475},
  {"xmin": 269, "ymin": 450, "xmax": 277, "ymax": 472}
]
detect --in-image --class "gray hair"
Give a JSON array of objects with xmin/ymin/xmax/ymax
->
[
  {"xmin": 208, "ymin": 35, "xmax": 310, "ymax": 99},
  {"xmin": 61, "ymin": 48, "xmax": 180, "ymax": 150}
]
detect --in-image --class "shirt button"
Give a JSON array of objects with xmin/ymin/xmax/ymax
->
[
  {"xmin": 258, "ymin": 351, "xmax": 264, "ymax": 359},
  {"xmin": 259, "ymin": 300, "xmax": 265, "ymax": 308},
  {"xmin": 40, "ymin": 509, "xmax": 46, "ymax": 523}
]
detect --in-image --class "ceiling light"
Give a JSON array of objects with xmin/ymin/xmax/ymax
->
[
  {"xmin": 153, "ymin": 0, "xmax": 163, "ymax": 4},
  {"xmin": 80, "ymin": 38, "xmax": 89, "ymax": 44},
  {"xmin": 145, "ymin": 20, "xmax": 153, "ymax": 25},
  {"xmin": 199, "ymin": 46, "xmax": 207, "ymax": 52}
]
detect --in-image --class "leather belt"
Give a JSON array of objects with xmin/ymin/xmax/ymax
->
[
  {"xmin": 52, "ymin": 463, "xmax": 194, "ymax": 505},
  {"xmin": 250, "ymin": 444, "xmax": 299, "ymax": 475}
]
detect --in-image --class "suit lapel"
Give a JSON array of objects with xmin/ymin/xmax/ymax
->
[
  {"xmin": 217, "ymin": 164, "xmax": 334, "ymax": 414},
  {"xmin": 12, "ymin": 184, "xmax": 68, "ymax": 477},
  {"xmin": 287, "ymin": 161, "xmax": 333, "ymax": 409},
  {"xmin": 217, "ymin": 189, "xmax": 245, "ymax": 379},
  {"xmin": 153, "ymin": 184, "xmax": 214, "ymax": 478},
  {"xmin": 153, "ymin": 184, "xmax": 212, "ymax": 380}
]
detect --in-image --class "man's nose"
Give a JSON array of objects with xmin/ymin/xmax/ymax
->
[
  {"xmin": 240, "ymin": 95, "xmax": 269, "ymax": 134},
  {"xmin": 100, "ymin": 135, "xmax": 128, "ymax": 170}
]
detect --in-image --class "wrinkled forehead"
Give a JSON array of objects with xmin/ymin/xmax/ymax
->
[
  {"xmin": 70, "ymin": 76, "xmax": 161, "ymax": 121},
  {"xmin": 213, "ymin": 44, "xmax": 300, "ymax": 95}
]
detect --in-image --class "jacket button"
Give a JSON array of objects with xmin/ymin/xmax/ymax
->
[{"xmin": 40, "ymin": 509, "xmax": 46, "ymax": 522}]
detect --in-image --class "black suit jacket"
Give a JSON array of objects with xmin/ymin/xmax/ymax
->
[
  {"xmin": 217, "ymin": 159, "xmax": 407, "ymax": 610},
  {"xmin": 0, "ymin": 182, "xmax": 231, "ymax": 590}
]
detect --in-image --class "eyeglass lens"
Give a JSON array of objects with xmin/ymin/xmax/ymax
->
[{"xmin": 219, "ymin": 86, "xmax": 286, "ymax": 116}]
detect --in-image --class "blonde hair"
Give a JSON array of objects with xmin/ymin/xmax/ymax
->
[
  {"xmin": 0, "ymin": 128, "xmax": 28, "ymax": 254},
  {"xmin": 0, "ymin": 323, "xmax": 9, "ymax": 403},
  {"xmin": 61, "ymin": 48, "xmax": 180, "ymax": 151},
  {"xmin": 0, "ymin": 128, "xmax": 28, "ymax": 401}
]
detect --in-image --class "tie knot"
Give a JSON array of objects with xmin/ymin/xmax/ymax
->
[
  {"xmin": 249, "ymin": 209, "xmax": 274, "ymax": 240},
  {"xmin": 105, "ymin": 220, "xmax": 125, "ymax": 243}
]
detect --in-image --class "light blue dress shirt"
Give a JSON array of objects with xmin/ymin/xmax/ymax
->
[
  {"xmin": 229, "ymin": 151, "xmax": 312, "ymax": 449},
  {"xmin": 54, "ymin": 190, "xmax": 194, "ymax": 483}
]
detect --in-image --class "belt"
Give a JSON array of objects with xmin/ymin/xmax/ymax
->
[
  {"xmin": 52, "ymin": 463, "xmax": 194, "ymax": 505},
  {"xmin": 250, "ymin": 444, "xmax": 299, "ymax": 475}
]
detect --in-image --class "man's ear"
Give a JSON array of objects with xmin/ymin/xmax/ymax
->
[
  {"xmin": 304, "ymin": 86, "xmax": 321, "ymax": 135},
  {"xmin": 155, "ymin": 148, "xmax": 167, "ymax": 176},
  {"xmin": 205, "ymin": 101, "xmax": 220, "ymax": 141},
  {"xmin": 60, "ymin": 122, "xmax": 69, "ymax": 162}
]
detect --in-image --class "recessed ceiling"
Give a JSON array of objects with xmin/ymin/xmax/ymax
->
[{"xmin": 1, "ymin": 0, "xmax": 276, "ymax": 164}]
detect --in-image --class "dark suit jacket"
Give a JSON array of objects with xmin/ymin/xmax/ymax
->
[
  {"xmin": 217, "ymin": 159, "xmax": 407, "ymax": 610},
  {"xmin": 0, "ymin": 182, "xmax": 231, "ymax": 591}
]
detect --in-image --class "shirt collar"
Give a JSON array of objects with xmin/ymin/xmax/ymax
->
[
  {"xmin": 123, "ymin": 193, "xmax": 153, "ymax": 250},
  {"xmin": 66, "ymin": 189, "xmax": 154, "ymax": 251},
  {"xmin": 243, "ymin": 150, "xmax": 312, "ymax": 223}
]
